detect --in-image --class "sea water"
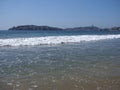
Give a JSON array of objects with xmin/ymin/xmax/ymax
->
[{"xmin": 0, "ymin": 30, "xmax": 120, "ymax": 90}]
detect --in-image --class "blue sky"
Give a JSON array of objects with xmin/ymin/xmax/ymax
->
[{"xmin": 0, "ymin": 0, "xmax": 120, "ymax": 30}]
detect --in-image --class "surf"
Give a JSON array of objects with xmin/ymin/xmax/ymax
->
[{"xmin": 0, "ymin": 35, "xmax": 120, "ymax": 46}]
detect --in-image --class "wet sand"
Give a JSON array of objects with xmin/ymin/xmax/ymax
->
[{"xmin": 0, "ymin": 76, "xmax": 120, "ymax": 90}]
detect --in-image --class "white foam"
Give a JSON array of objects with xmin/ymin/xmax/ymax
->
[{"xmin": 0, "ymin": 35, "xmax": 120, "ymax": 46}]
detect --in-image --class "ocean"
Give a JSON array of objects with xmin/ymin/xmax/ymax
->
[{"xmin": 0, "ymin": 30, "xmax": 120, "ymax": 90}]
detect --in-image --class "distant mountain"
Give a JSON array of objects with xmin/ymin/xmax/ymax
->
[
  {"xmin": 8, "ymin": 25, "xmax": 120, "ymax": 31},
  {"xmin": 9, "ymin": 25, "xmax": 63, "ymax": 30},
  {"xmin": 111, "ymin": 27, "xmax": 120, "ymax": 30},
  {"xmin": 65, "ymin": 26, "xmax": 101, "ymax": 31}
]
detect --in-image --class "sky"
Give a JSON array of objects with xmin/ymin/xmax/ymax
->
[{"xmin": 0, "ymin": 0, "xmax": 120, "ymax": 30}]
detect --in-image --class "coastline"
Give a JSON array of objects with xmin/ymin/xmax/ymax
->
[
  {"xmin": 8, "ymin": 25, "xmax": 120, "ymax": 31},
  {"xmin": 0, "ymin": 28, "xmax": 120, "ymax": 90},
  {"xmin": 0, "ymin": 39, "xmax": 120, "ymax": 90}
]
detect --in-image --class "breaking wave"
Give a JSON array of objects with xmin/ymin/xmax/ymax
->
[{"xmin": 0, "ymin": 35, "xmax": 120, "ymax": 46}]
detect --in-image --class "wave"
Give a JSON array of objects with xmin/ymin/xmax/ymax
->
[{"xmin": 0, "ymin": 35, "xmax": 120, "ymax": 46}]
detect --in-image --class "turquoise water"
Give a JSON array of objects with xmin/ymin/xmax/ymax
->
[{"xmin": 0, "ymin": 30, "xmax": 120, "ymax": 90}]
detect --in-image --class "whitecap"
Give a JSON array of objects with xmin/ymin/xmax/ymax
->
[{"xmin": 0, "ymin": 35, "xmax": 120, "ymax": 46}]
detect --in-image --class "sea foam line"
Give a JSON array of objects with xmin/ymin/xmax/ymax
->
[{"xmin": 0, "ymin": 35, "xmax": 120, "ymax": 46}]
